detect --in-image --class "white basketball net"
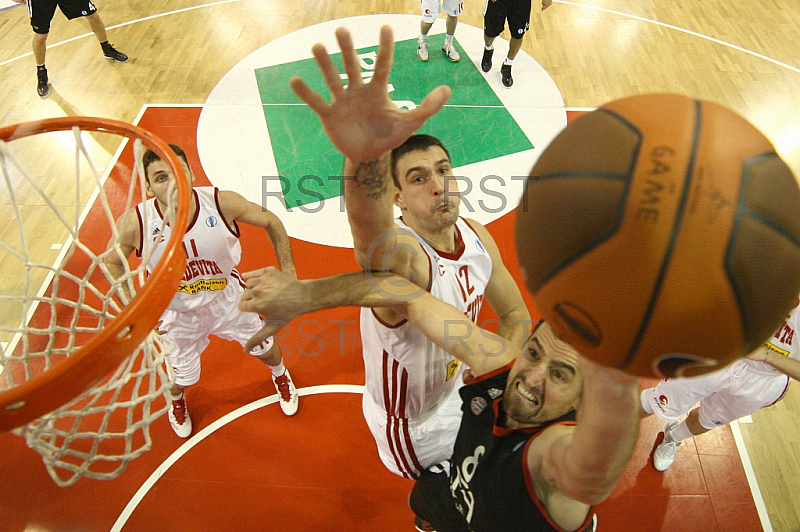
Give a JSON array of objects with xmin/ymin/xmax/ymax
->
[{"xmin": 0, "ymin": 126, "xmax": 176, "ymax": 486}]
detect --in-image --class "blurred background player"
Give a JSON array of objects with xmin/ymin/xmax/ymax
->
[
  {"xmin": 417, "ymin": 0, "xmax": 463, "ymax": 62},
  {"xmin": 104, "ymin": 144, "xmax": 298, "ymax": 438},
  {"xmin": 276, "ymin": 27, "xmax": 530, "ymax": 478},
  {"xmin": 15, "ymin": 0, "xmax": 128, "ymax": 98},
  {"xmin": 481, "ymin": 0, "xmax": 552, "ymax": 87},
  {"xmin": 641, "ymin": 300, "xmax": 800, "ymax": 471}
]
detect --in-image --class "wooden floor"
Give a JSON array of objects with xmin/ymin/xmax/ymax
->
[{"xmin": 1, "ymin": 0, "xmax": 799, "ymax": 530}]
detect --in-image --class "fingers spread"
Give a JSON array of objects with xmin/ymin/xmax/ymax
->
[
  {"xmin": 290, "ymin": 77, "xmax": 331, "ymax": 115},
  {"xmin": 311, "ymin": 43, "xmax": 346, "ymax": 99},
  {"xmin": 370, "ymin": 26, "xmax": 395, "ymax": 87},
  {"xmin": 336, "ymin": 27, "xmax": 364, "ymax": 90},
  {"xmin": 411, "ymin": 85, "xmax": 452, "ymax": 122}
]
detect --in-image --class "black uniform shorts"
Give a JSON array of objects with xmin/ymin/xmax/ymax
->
[
  {"xmin": 484, "ymin": 0, "xmax": 532, "ymax": 39},
  {"xmin": 29, "ymin": 0, "xmax": 98, "ymax": 34}
]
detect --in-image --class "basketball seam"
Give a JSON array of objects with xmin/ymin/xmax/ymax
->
[
  {"xmin": 726, "ymin": 151, "xmax": 800, "ymax": 346},
  {"xmin": 529, "ymin": 108, "xmax": 641, "ymax": 293},
  {"xmin": 622, "ymin": 100, "xmax": 703, "ymax": 371},
  {"xmin": 527, "ymin": 172, "xmax": 629, "ymax": 293},
  {"xmin": 734, "ymin": 153, "xmax": 800, "ymax": 248}
]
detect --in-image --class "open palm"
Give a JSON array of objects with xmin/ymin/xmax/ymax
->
[{"xmin": 290, "ymin": 26, "xmax": 451, "ymax": 163}]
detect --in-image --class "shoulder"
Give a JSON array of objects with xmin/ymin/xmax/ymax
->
[
  {"xmin": 469, "ymin": 364, "xmax": 513, "ymax": 387},
  {"xmin": 114, "ymin": 207, "xmax": 143, "ymax": 247},
  {"xmin": 214, "ymin": 189, "xmax": 252, "ymax": 219},
  {"xmin": 461, "ymin": 217, "xmax": 497, "ymax": 245}
]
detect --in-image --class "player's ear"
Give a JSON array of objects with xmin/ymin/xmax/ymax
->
[{"xmin": 394, "ymin": 187, "xmax": 405, "ymax": 209}]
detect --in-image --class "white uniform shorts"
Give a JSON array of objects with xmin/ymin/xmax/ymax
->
[
  {"xmin": 421, "ymin": 0, "xmax": 464, "ymax": 23},
  {"xmin": 160, "ymin": 281, "xmax": 273, "ymax": 387},
  {"xmin": 362, "ymin": 377, "xmax": 464, "ymax": 479},
  {"xmin": 642, "ymin": 359, "xmax": 790, "ymax": 429}
]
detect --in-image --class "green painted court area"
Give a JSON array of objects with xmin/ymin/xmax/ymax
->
[{"xmin": 255, "ymin": 35, "xmax": 533, "ymax": 209}]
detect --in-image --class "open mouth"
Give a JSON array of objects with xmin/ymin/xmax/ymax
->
[{"xmin": 516, "ymin": 381, "xmax": 540, "ymax": 407}]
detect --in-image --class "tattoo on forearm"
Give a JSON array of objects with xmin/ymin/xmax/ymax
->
[{"xmin": 355, "ymin": 158, "xmax": 390, "ymax": 200}]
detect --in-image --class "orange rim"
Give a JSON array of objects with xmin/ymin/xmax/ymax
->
[{"xmin": 0, "ymin": 117, "xmax": 190, "ymax": 431}]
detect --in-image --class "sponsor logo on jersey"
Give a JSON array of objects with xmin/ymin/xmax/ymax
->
[
  {"xmin": 178, "ymin": 277, "xmax": 228, "ymax": 295},
  {"xmin": 470, "ymin": 396, "xmax": 487, "ymax": 416},
  {"xmin": 763, "ymin": 340, "xmax": 790, "ymax": 356},
  {"xmin": 439, "ymin": 263, "xmax": 446, "ymax": 277},
  {"xmin": 475, "ymin": 239, "xmax": 486, "ymax": 254},
  {"xmin": 487, "ymin": 387, "xmax": 503, "ymax": 399},
  {"xmin": 446, "ymin": 358, "xmax": 461, "ymax": 381},
  {"xmin": 206, "ymin": 216, "xmax": 218, "ymax": 227}
]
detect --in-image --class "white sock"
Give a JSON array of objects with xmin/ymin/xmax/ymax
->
[
  {"xmin": 484, "ymin": 44, "xmax": 494, "ymax": 51},
  {"xmin": 668, "ymin": 420, "xmax": 694, "ymax": 442},
  {"xmin": 445, "ymin": 34, "xmax": 454, "ymax": 45},
  {"xmin": 504, "ymin": 58, "xmax": 514, "ymax": 66},
  {"xmin": 419, "ymin": 33, "xmax": 428, "ymax": 41},
  {"xmin": 170, "ymin": 391, "xmax": 184, "ymax": 401},
  {"xmin": 268, "ymin": 361, "xmax": 286, "ymax": 377}
]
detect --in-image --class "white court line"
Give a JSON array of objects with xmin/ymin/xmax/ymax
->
[
  {"xmin": 555, "ymin": 0, "xmax": 800, "ymax": 74},
  {"xmin": 730, "ymin": 419, "xmax": 773, "ymax": 531},
  {"xmin": 111, "ymin": 384, "xmax": 364, "ymax": 532},
  {"xmin": 0, "ymin": 0, "xmax": 241, "ymax": 68}
]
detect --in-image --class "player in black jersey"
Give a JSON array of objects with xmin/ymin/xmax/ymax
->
[{"xmin": 240, "ymin": 269, "xmax": 642, "ymax": 531}]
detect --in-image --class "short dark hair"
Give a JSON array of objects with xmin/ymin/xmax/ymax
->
[
  {"xmin": 390, "ymin": 134, "xmax": 451, "ymax": 189},
  {"xmin": 142, "ymin": 144, "xmax": 189, "ymax": 182}
]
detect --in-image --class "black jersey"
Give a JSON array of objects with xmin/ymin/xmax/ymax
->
[{"xmin": 410, "ymin": 364, "xmax": 596, "ymax": 532}]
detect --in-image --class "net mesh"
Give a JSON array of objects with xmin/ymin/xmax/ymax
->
[{"xmin": 0, "ymin": 123, "xmax": 180, "ymax": 486}]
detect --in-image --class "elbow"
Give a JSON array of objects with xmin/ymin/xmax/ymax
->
[
  {"xmin": 355, "ymin": 244, "xmax": 414, "ymax": 278},
  {"xmin": 558, "ymin": 476, "xmax": 617, "ymax": 506}
]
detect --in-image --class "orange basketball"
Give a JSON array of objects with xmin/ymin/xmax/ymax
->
[{"xmin": 516, "ymin": 94, "xmax": 800, "ymax": 378}]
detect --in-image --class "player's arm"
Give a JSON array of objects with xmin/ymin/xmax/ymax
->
[
  {"xmin": 101, "ymin": 209, "xmax": 141, "ymax": 303},
  {"xmin": 239, "ymin": 268, "xmax": 516, "ymax": 374},
  {"xmin": 397, "ymin": 284, "xmax": 516, "ymax": 375},
  {"xmin": 217, "ymin": 189, "xmax": 296, "ymax": 276},
  {"xmin": 342, "ymin": 154, "xmax": 398, "ymax": 268},
  {"xmin": 746, "ymin": 345, "xmax": 800, "ymax": 381},
  {"xmin": 466, "ymin": 218, "xmax": 531, "ymax": 351},
  {"xmin": 527, "ymin": 357, "xmax": 640, "ymax": 529}
]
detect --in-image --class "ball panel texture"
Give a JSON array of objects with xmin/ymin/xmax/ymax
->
[{"xmin": 516, "ymin": 94, "xmax": 800, "ymax": 377}]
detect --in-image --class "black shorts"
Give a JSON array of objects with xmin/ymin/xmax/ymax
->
[
  {"xmin": 29, "ymin": 0, "xmax": 97, "ymax": 34},
  {"xmin": 409, "ymin": 469, "xmax": 471, "ymax": 531},
  {"xmin": 484, "ymin": 0, "xmax": 532, "ymax": 39}
]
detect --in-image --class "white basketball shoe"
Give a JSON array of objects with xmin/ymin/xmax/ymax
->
[
  {"xmin": 168, "ymin": 394, "xmax": 192, "ymax": 438},
  {"xmin": 272, "ymin": 368, "xmax": 299, "ymax": 416},
  {"xmin": 653, "ymin": 421, "xmax": 682, "ymax": 471}
]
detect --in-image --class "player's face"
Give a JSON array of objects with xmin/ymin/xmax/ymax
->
[
  {"xmin": 145, "ymin": 158, "xmax": 194, "ymax": 206},
  {"xmin": 503, "ymin": 322, "xmax": 583, "ymax": 427},
  {"xmin": 394, "ymin": 146, "xmax": 460, "ymax": 231}
]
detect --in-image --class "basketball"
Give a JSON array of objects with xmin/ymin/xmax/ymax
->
[{"xmin": 516, "ymin": 94, "xmax": 800, "ymax": 378}]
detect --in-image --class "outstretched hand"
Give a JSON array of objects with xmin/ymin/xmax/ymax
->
[
  {"xmin": 239, "ymin": 267, "xmax": 310, "ymax": 351},
  {"xmin": 290, "ymin": 25, "xmax": 452, "ymax": 163}
]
